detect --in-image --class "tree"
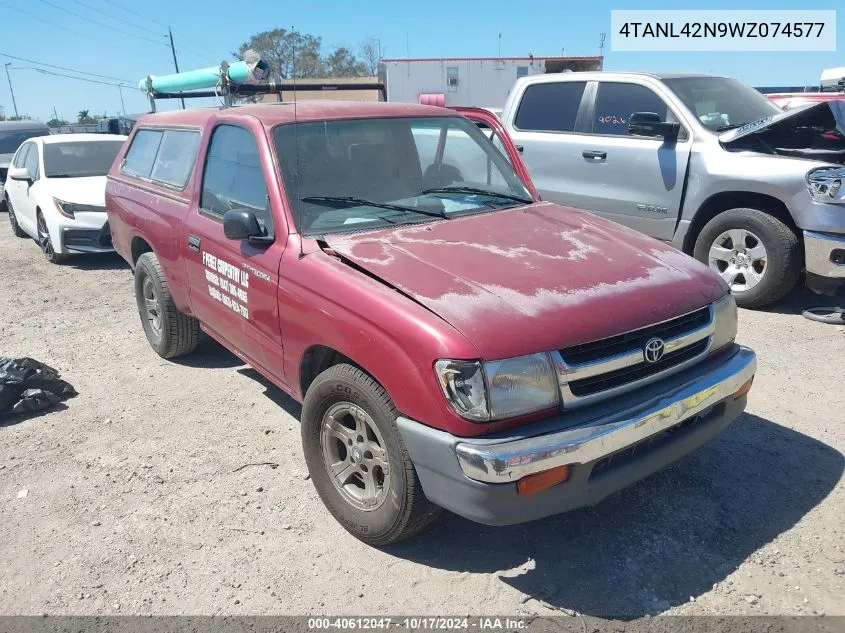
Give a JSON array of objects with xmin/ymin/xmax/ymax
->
[
  {"xmin": 235, "ymin": 28, "xmax": 326, "ymax": 79},
  {"xmin": 359, "ymin": 38, "xmax": 382, "ymax": 76},
  {"xmin": 325, "ymin": 47, "xmax": 367, "ymax": 78},
  {"xmin": 77, "ymin": 109, "xmax": 97, "ymax": 124},
  {"xmin": 47, "ymin": 117, "xmax": 69, "ymax": 128}
]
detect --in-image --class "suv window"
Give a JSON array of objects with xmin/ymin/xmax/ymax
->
[
  {"xmin": 200, "ymin": 125, "xmax": 271, "ymax": 230},
  {"xmin": 514, "ymin": 82, "xmax": 586, "ymax": 132},
  {"xmin": 23, "ymin": 142, "xmax": 39, "ymax": 179},
  {"xmin": 592, "ymin": 83, "xmax": 670, "ymax": 136},
  {"xmin": 122, "ymin": 129, "xmax": 162, "ymax": 179},
  {"xmin": 0, "ymin": 129, "xmax": 45, "ymax": 154},
  {"xmin": 151, "ymin": 131, "xmax": 201, "ymax": 187}
]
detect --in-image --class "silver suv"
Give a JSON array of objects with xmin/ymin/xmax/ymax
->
[{"xmin": 499, "ymin": 72, "xmax": 845, "ymax": 308}]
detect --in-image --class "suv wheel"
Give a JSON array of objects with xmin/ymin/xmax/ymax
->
[
  {"xmin": 693, "ymin": 207, "xmax": 801, "ymax": 309},
  {"xmin": 7, "ymin": 197, "xmax": 26, "ymax": 238},
  {"xmin": 37, "ymin": 211, "xmax": 67, "ymax": 264},
  {"xmin": 133, "ymin": 252, "xmax": 199, "ymax": 358},
  {"xmin": 301, "ymin": 364, "xmax": 441, "ymax": 545}
]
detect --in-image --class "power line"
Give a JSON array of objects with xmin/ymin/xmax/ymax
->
[
  {"xmin": 11, "ymin": 66, "xmax": 130, "ymax": 88},
  {"xmin": 0, "ymin": 53, "xmax": 134, "ymax": 84},
  {"xmin": 38, "ymin": 0, "xmax": 169, "ymax": 47},
  {"xmin": 0, "ymin": 3, "xmax": 163, "ymax": 61},
  {"xmin": 107, "ymin": 0, "xmax": 168, "ymax": 28},
  {"xmin": 70, "ymin": 0, "xmax": 166, "ymax": 38}
]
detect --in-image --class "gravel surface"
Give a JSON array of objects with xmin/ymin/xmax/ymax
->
[{"xmin": 0, "ymin": 224, "xmax": 843, "ymax": 618}]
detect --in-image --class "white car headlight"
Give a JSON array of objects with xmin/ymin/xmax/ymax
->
[
  {"xmin": 435, "ymin": 353, "xmax": 560, "ymax": 422},
  {"xmin": 53, "ymin": 198, "xmax": 102, "ymax": 219},
  {"xmin": 806, "ymin": 166, "xmax": 845, "ymax": 204},
  {"xmin": 711, "ymin": 293, "xmax": 738, "ymax": 353}
]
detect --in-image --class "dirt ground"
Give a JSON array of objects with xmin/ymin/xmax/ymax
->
[{"xmin": 0, "ymin": 222, "xmax": 843, "ymax": 619}]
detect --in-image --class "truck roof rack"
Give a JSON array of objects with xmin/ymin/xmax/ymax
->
[{"xmin": 141, "ymin": 52, "xmax": 386, "ymax": 111}]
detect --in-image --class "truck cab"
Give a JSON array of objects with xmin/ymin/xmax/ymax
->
[
  {"xmin": 500, "ymin": 72, "xmax": 845, "ymax": 307},
  {"xmin": 107, "ymin": 100, "xmax": 755, "ymax": 545}
]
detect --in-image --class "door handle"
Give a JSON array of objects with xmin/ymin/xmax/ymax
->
[
  {"xmin": 187, "ymin": 235, "xmax": 201, "ymax": 252},
  {"xmin": 582, "ymin": 150, "xmax": 607, "ymax": 160}
]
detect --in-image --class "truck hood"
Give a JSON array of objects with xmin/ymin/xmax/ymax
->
[
  {"xmin": 45, "ymin": 176, "xmax": 107, "ymax": 207},
  {"xmin": 325, "ymin": 202, "xmax": 726, "ymax": 359},
  {"xmin": 720, "ymin": 100, "xmax": 845, "ymax": 163}
]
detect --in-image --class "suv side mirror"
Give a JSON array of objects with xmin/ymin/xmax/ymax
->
[
  {"xmin": 7, "ymin": 166, "xmax": 32, "ymax": 182},
  {"xmin": 223, "ymin": 209, "xmax": 268, "ymax": 242},
  {"xmin": 629, "ymin": 112, "xmax": 680, "ymax": 139}
]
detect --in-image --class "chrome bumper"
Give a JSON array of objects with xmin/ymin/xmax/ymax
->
[
  {"xmin": 455, "ymin": 346, "xmax": 756, "ymax": 483},
  {"xmin": 805, "ymin": 231, "xmax": 845, "ymax": 278}
]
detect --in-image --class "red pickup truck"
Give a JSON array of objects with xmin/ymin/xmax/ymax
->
[{"xmin": 106, "ymin": 101, "xmax": 756, "ymax": 545}]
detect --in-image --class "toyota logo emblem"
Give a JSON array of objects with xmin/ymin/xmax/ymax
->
[{"xmin": 643, "ymin": 337, "xmax": 666, "ymax": 364}]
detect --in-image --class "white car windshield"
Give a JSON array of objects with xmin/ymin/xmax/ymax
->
[
  {"xmin": 273, "ymin": 116, "xmax": 533, "ymax": 236},
  {"xmin": 44, "ymin": 140, "xmax": 124, "ymax": 178}
]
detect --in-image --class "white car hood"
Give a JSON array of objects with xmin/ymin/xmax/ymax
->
[{"xmin": 46, "ymin": 176, "xmax": 107, "ymax": 206}]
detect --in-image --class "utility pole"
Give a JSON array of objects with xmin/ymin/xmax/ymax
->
[
  {"xmin": 168, "ymin": 27, "xmax": 186, "ymax": 109},
  {"xmin": 4, "ymin": 63, "xmax": 19, "ymax": 119},
  {"xmin": 599, "ymin": 32, "xmax": 606, "ymax": 69},
  {"xmin": 498, "ymin": 33, "xmax": 502, "ymax": 58},
  {"xmin": 118, "ymin": 85, "xmax": 126, "ymax": 116}
]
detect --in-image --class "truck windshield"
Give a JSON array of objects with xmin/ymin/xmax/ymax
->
[
  {"xmin": 273, "ymin": 116, "xmax": 533, "ymax": 235},
  {"xmin": 43, "ymin": 140, "xmax": 124, "ymax": 178},
  {"xmin": 663, "ymin": 77, "xmax": 781, "ymax": 131}
]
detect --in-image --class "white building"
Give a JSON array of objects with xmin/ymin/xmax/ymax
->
[{"xmin": 378, "ymin": 56, "xmax": 603, "ymax": 109}]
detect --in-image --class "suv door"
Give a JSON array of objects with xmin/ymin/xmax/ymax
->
[
  {"xmin": 184, "ymin": 122, "xmax": 286, "ymax": 382},
  {"xmin": 568, "ymin": 80, "xmax": 692, "ymax": 240}
]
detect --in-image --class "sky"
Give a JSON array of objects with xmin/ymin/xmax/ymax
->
[{"xmin": 0, "ymin": 0, "xmax": 843, "ymax": 123}]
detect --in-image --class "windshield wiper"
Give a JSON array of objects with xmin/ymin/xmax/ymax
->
[
  {"xmin": 715, "ymin": 124, "xmax": 744, "ymax": 132},
  {"xmin": 300, "ymin": 196, "xmax": 448, "ymax": 219},
  {"xmin": 420, "ymin": 185, "xmax": 533, "ymax": 204}
]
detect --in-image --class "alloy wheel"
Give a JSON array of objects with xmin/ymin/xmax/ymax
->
[
  {"xmin": 37, "ymin": 214, "xmax": 56, "ymax": 260},
  {"xmin": 319, "ymin": 402, "xmax": 391, "ymax": 511},
  {"xmin": 141, "ymin": 276, "xmax": 162, "ymax": 336},
  {"xmin": 708, "ymin": 228, "xmax": 768, "ymax": 292}
]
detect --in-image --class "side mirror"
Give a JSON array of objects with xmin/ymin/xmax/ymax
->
[
  {"xmin": 629, "ymin": 112, "xmax": 680, "ymax": 139},
  {"xmin": 223, "ymin": 208, "xmax": 269, "ymax": 242},
  {"xmin": 7, "ymin": 166, "xmax": 32, "ymax": 182}
]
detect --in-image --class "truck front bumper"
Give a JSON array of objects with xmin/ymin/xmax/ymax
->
[
  {"xmin": 397, "ymin": 345, "xmax": 756, "ymax": 526},
  {"xmin": 804, "ymin": 231, "xmax": 845, "ymax": 296}
]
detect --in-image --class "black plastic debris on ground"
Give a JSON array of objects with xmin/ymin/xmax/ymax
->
[{"xmin": 0, "ymin": 357, "xmax": 77, "ymax": 419}]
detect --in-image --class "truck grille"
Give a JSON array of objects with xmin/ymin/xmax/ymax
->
[{"xmin": 552, "ymin": 305, "xmax": 714, "ymax": 408}]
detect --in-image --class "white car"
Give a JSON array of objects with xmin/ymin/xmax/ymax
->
[{"xmin": 4, "ymin": 134, "xmax": 126, "ymax": 263}]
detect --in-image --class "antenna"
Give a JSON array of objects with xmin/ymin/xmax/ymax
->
[{"xmin": 292, "ymin": 26, "xmax": 304, "ymax": 257}]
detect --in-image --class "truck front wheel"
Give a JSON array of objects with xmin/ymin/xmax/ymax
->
[
  {"xmin": 693, "ymin": 208, "xmax": 801, "ymax": 309},
  {"xmin": 301, "ymin": 364, "xmax": 441, "ymax": 545},
  {"xmin": 133, "ymin": 252, "xmax": 199, "ymax": 358}
]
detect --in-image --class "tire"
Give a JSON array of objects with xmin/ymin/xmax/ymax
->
[
  {"xmin": 301, "ymin": 364, "xmax": 441, "ymax": 545},
  {"xmin": 133, "ymin": 252, "xmax": 199, "ymax": 358},
  {"xmin": 6, "ymin": 197, "xmax": 26, "ymax": 238},
  {"xmin": 693, "ymin": 207, "xmax": 801, "ymax": 309},
  {"xmin": 36, "ymin": 210, "xmax": 68, "ymax": 264}
]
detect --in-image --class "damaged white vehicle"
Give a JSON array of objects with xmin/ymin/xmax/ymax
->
[{"xmin": 4, "ymin": 134, "xmax": 125, "ymax": 263}]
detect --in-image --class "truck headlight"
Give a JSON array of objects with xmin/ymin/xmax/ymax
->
[
  {"xmin": 806, "ymin": 167, "xmax": 845, "ymax": 204},
  {"xmin": 711, "ymin": 293, "xmax": 738, "ymax": 353},
  {"xmin": 435, "ymin": 353, "xmax": 560, "ymax": 422}
]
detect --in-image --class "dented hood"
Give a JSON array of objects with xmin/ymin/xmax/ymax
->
[
  {"xmin": 719, "ymin": 99, "xmax": 845, "ymax": 147},
  {"xmin": 325, "ymin": 203, "xmax": 727, "ymax": 360}
]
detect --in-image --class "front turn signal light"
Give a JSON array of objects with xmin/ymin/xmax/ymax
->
[{"xmin": 516, "ymin": 465, "xmax": 570, "ymax": 496}]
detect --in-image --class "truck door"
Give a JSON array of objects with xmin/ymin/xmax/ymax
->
[
  {"xmin": 504, "ymin": 80, "xmax": 594, "ymax": 209},
  {"xmin": 183, "ymin": 122, "xmax": 286, "ymax": 383},
  {"xmin": 563, "ymin": 80, "xmax": 692, "ymax": 241}
]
